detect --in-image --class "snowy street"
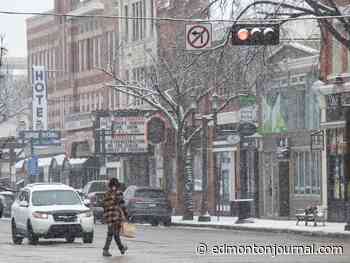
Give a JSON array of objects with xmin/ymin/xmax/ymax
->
[{"xmin": 1, "ymin": 218, "xmax": 350, "ymax": 263}]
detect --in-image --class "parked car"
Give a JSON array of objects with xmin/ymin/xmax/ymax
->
[
  {"xmin": 82, "ymin": 180, "xmax": 108, "ymax": 223},
  {"xmin": 124, "ymin": 186, "xmax": 172, "ymax": 226},
  {"xmin": 0, "ymin": 191, "xmax": 15, "ymax": 218},
  {"xmin": 11, "ymin": 183, "xmax": 94, "ymax": 245}
]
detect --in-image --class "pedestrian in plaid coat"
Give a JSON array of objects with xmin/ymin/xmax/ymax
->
[{"xmin": 102, "ymin": 178, "xmax": 128, "ymax": 257}]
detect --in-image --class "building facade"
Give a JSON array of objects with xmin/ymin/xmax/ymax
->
[
  {"xmin": 258, "ymin": 43, "xmax": 322, "ymax": 218},
  {"xmin": 314, "ymin": 1, "xmax": 350, "ymax": 222},
  {"xmin": 26, "ymin": 0, "xmax": 210, "ymax": 195}
]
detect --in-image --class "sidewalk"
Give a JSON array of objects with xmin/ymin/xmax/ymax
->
[{"xmin": 171, "ymin": 216, "xmax": 350, "ymax": 239}]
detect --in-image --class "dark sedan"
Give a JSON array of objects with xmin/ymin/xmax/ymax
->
[{"xmin": 124, "ymin": 186, "xmax": 172, "ymax": 226}]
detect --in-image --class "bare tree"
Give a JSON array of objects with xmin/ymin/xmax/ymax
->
[
  {"xmin": 97, "ymin": 26, "xmax": 267, "ymax": 215},
  {"xmin": 0, "ymin": 37, "xmax": 30, "ymax": 124},
  {"xmin": 209, "ymin": 0, "xmax": 350, "ymax": 49}
]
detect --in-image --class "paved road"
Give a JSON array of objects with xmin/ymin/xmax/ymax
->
[{"xmin": 0, "ymin": 218, "xmax": 350, "ymax": 263}]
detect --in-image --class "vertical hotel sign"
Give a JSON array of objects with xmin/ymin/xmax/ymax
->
[{"xmin": 32, "ymin": 66, "xmax": 48, "ymax": 130}]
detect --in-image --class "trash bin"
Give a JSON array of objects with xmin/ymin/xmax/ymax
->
[{"xmin": 231, "ymin": 199, "xmax": 253, "ymax": 223}]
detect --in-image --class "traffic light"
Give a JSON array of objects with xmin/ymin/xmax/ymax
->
[{"xmin": 231, "ymin": 23, "xmax": 280, "ymax": 46}]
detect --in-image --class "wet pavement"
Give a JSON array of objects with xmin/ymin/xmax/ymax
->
[{"xmin": 0, "ymin": 218, "xmax": 350, "ymax": 263}]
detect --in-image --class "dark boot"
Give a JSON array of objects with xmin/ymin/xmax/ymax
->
[
  {"xmin": 103, "ymin": 250, "xmax": 112, "ymax": 257},
  {"xmin": 120, "ymin": 245, "xmax": 128, "ymax": 255}
]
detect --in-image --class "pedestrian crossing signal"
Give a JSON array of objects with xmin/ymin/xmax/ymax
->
[{"xmin": 232, "ymin": 24, "xmax": 280, "ymax": 46}]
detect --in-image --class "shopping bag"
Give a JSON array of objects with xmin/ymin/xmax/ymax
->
[{"xmin": 120, "ymin": 222, "xmax": 136, "ymax": 238}]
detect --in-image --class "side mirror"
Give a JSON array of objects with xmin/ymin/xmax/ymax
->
[
  {"xmin": 19, "ymin": 201, "xmax": 29, "ymax": 207},
  {"xmin": 83, "ymin": 199, "xmax": 91, "ymax": 207}
]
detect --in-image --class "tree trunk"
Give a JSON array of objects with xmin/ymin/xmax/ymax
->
[{"xmin": 175, "ymin": 130, "xmax": 185, "ymax": 215}]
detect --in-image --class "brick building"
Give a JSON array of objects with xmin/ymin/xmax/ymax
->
[
  {"xmin": 313, "ymin": 0, "xmax": 350, "ymax": 222},
  {"xmin": 26, "ymin": 0, "xmax": 211, "ymax": 197}
]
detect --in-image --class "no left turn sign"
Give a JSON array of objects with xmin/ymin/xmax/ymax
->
[{"xmin": 186, "ymin": 23, "xmax": 212, "ymax": 50}]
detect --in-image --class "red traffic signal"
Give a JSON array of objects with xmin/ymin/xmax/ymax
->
[{"xmin": 232, "ymin": 24, "xmax": 280, "ymax": 46}]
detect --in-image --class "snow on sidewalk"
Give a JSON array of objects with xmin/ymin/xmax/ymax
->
[{"xmin": 171, "ymin": 216, "xmax": 350, "ymax": 236}]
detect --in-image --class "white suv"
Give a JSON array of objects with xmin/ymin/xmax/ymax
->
[{"xmin": 11, "ymin": 183, "xmax": 94, "ymax": 245}]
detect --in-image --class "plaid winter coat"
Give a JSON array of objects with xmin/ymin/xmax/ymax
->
[{"xmin": 102, "ymin": 190, "xmax": 127, "ymax": 225}]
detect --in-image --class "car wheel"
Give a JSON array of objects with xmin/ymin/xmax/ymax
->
[
  {"xmin": 0, "ymin": 209, "xmax": 3, "ymax": 218},
  {"xmin": 11, "ymin": 220, "xmax": 23, "ymax": 245},
  {"xmin": 163, "ymin": 218, "xmax": 172, "ymax": 227},
  {"xmin": 27, "ymin": 221, "xmax": 39, "ymax": 245},
  {"xmin": 83, "ymin": 232, "xmax": 93, "ymax": 243},
  {"xmin": 151, "ymin": 219, "xmax": 159, "ymax": 226},
  {"xmin": 65, "ymin": 236, "xmax": 75, "ymax": 243}
]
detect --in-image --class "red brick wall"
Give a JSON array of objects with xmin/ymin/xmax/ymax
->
[{"xmin": 320, "ymin": 0, "xmax": 350, "ymax": 80}]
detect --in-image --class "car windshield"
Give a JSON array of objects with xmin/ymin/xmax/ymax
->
[
  {"xmin": 31, "ymin": 190, "xmax": 81, "ymax": 206},
  {"xmin": 135, "ymin": 189, "xmax": 166, "ymax": 199},
  {"xmin": 89, "ymin": 182, "xmax": 107, "ymax": 193}
]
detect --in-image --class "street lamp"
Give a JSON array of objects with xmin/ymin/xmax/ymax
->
[{"xmin": 198, "ymin": 92, "xmax": 219, "ymax": 222}]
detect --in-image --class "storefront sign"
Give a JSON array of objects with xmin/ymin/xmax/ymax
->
[
  {"xmin": 32, "ymin": 66, "xmax": 47, "ymax": 130},
  {"xmin": 112, "ymin": 116, "xmax": 146, "ymax": 134},
  {"xmin": 326, "ymin": 93, "xmax": 341, "ymax": 109},
  {"xmin": 96, "ymin": 111, "xmax": 152, "ymax": 154},
  {"xmin": 65, "ymin": 113, "xmax": 93, "ymax": 131},
  {"xmin": 19, "ymin": 130, "xmax": 61, "ymax": 146},
  {"xmin": 105, "ymin": 134, "xmax": 147, "ymax": 153}
]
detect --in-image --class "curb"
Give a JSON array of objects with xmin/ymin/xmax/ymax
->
[{"xmin": 171, "ymin": 222, "xmax": 350, "ymax": 240}]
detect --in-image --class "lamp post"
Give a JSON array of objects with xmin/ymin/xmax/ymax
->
[{"xmin": 198, "ymin": 92, "xmax": 219, "ymax": 222}]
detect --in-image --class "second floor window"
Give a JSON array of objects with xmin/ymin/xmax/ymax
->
[{"xmin": 132, "ymin": 1, "xmax": 145, "ymax": 41}]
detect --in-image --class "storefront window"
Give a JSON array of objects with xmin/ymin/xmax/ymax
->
[
  {"xmin": 216, "ymin": 151, "xmax": 233, "ymax": 211},
  {"xmin": 327, "ymin": 128, "xmax": 346, "ymax": 201},
  {"xmin": 294, "ymin": 151, "xmax": 321, "ymax": 194}
]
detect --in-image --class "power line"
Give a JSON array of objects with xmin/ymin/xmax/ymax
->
[{"xmin": 2, "ymin": 9, "xmax": 350, "ymax": 24}]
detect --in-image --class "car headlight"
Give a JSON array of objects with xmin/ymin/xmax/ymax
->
[
  {"xmin": 32, "ymin": 212, "xmax": 49, "ymax": 219},
  {"xmin": 80, "ymin": 210, "xmax": 93, "ymax": 218}
]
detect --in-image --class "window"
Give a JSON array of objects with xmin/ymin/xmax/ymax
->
[
  {"xmin": 294, "ymin": 151, "xmax": 321, "ymax": 194},
  {"xmin": 79, "ymin": 41, "xmax": 83, "ymax": 72},
  {"xmin": 95, "ymin": 38, "xmax": 99, "ymax": 67},
  {"xmin": 332, "ymin": 37, "xmax": 343, "ymax": 75},
  {"xmin": 87, "ymin": 38, "xmax": 92, "ymax": 70},
  {"xmin": 132, "ymin": 67, "xmax": 146, "ymax": 105},
  {"xmin": 132, "ymin": 1, "xmax": 145, "ymax": 41},
  {"xmin": 124, "ymin": 5, "xmax": 129, "ymax": 41},
  {"xmin": 296, "ymin": 91, "xmax": 305, "ymax": 129},
  {"xmin": 150, "ymin": 0, "xmax": 154, "ymax": 35},
  {"xmin": 32, "ymin": 190, "xmax": 81, "ymax": 206}
]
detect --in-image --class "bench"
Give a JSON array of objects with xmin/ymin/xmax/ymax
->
[{"xmin": 296, "ymin": 206, "xmax": 327, "ymax": 226}]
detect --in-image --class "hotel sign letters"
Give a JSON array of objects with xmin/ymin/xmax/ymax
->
[{"xmin": 32, "ymin": 66, "xmax": 48, "ymax": 130}]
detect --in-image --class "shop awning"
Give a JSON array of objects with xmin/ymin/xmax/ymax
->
[{"xmin": 69, "ymin": 158, "xmax": 88, "ymax": 166}]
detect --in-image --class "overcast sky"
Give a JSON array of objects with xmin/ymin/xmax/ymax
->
[{"xmin": 0, "ymin": 0, "xmax": 53, "ymax": 58}]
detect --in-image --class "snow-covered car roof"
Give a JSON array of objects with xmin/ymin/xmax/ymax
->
[{"xmin": 25, "ymin": 183, "xmax": 74, "ymax": 192}]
